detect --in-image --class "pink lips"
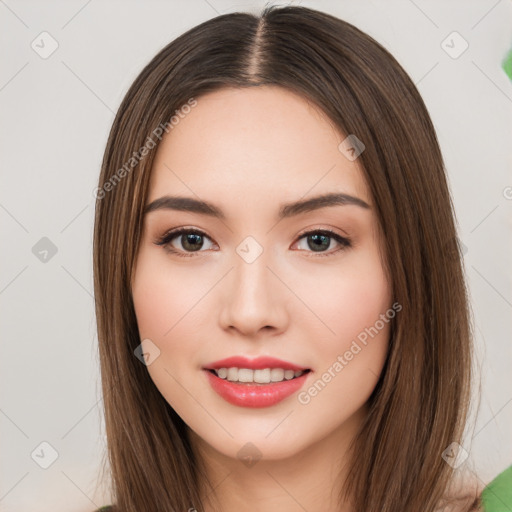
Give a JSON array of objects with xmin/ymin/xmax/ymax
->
[
  {"xmin": 203, "ymin": 355, "xmax": 309, "ymax": 371},
  {"xmin": 203, "ymin": 355, "xmax": 311, "ymax": 408}
]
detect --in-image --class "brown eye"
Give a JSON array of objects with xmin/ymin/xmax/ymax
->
[
  {"xmin": 295, "ymin": 230, "xmax": 351, "ymax": 256},
  {"xmin": 155, "ymin": 228, "xmax": 215, "ymax": 257},
  {"xmin": 154, "ymin": 228, "xmax": 352, "ymax": 258}
]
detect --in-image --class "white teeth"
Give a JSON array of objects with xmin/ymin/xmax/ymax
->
[
  {"xmin": 270, "ymin": 368, "xmax": 284, "ymax": 381},
  {"xmin": 284, "ymin": 370, "xmax": 295, "ymax": 380},
  {"xmin": 238, "ymin": 368, "xmax": 253, "ymax": 382},
  {"xmin": 254, "ymin": 368, "xmax": 271, "ymax": 383},
  {"xmin": 227, "ymin": 367, "xmax": 238, "ymax": 381},
  {"xmin": 213, "ymin": 367, "xmax": 306, "ymax": 383},
  {"xmin": 216, "ymin": 368, "xmax": 228, "ymax": 379}
]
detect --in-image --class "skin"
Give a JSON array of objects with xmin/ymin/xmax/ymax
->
[{"xmin": 131, "ymin": 86, "xmax": 393, "ymax": 512}]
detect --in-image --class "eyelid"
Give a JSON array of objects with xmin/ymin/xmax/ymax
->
[
  {"xmin": 154, "ymin": 226, "xmax": 217, "ymax": 257},
  {"xmin": 154, "ymin": 225, "xmax": 352, "ymax": 257},
  {"xmin": 292, "ymin": 227, "xmax": 352, "ymax": 257},
  {"xmin": 295, "ymin": 225, "xmax": 350, "ymax": 242}
]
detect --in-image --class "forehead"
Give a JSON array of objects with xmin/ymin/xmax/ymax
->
[{"xmin": 148, "ymin": 86, "xmax": 370, "ymax": 208}]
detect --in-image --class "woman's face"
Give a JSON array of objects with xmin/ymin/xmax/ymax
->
[{"xmin": 131, "ymin": 86, "xmax": 393, "ymax": 463}]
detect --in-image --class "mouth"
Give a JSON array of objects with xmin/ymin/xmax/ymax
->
[
  {"xmin": 202, "ymin": 355, "xmax": 312, "ymax": 407},
  {"xmin": 205, "ymin": 367, "xmax": 311, "ymax": 385},
  {"xmin": 203, "ymin": 367, "xmax": 312, "ymax": 408}
]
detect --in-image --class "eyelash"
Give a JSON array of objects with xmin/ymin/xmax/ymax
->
[{"xmin": 154, "ymin": 227, "xmax": 352, "ymax": 258}]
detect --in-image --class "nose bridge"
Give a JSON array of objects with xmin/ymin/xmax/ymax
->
[
  {"xmin": 219, "ymin": 241, "xmax": 287, "ymax": 334},
  {"xmin": 234, "ymin": 246, "xmax": 271, "ymax": 298},
  {"xmin": 233, "ymin": 245, "xmax": 274, "ymax": 311}
]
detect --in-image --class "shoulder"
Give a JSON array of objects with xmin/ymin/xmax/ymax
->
[
  {"xmin": 93, "ymin": 507, "xmax": 113, "ymax": 512},
  {"xmin": 481, "ymin": 464, "xmax": 512, "ymax": 512}
]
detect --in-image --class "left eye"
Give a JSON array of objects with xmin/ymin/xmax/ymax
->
[
  {"xmin": 294, "ymin": 230, "xmax": 352, "ymax": 255},
  {"xmin": 155, "ymin": 228, "xmax": 351, "ymax": 257}
]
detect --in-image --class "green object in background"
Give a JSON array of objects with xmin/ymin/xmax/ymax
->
[
  {"xmin": 481, "ymin": 464, "xmax": 512, "ymax": 511},
  {"xmin": 503, "ymin": 46, "xmax": 512, "ymax": 81}
]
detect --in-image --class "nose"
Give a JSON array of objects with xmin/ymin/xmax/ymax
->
[{"xmin": 218, "ymin": 250, "xmax": 289, "ymax": 338}]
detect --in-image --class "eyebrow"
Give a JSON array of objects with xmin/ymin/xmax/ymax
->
[{"xmin": 143, "ymin": 192, "xmax": 371, "ymax": 219}]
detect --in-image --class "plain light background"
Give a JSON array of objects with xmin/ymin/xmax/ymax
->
[{"xmin": 1, "ymin": 0, "xmax": 511, "ymax": 510}]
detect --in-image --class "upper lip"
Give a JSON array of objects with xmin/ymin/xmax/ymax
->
[{"xmin": 203, "ymin": 356, "xmax": 309, "ymax": 371}]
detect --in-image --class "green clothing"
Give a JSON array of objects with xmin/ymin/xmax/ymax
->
[
  {"xmin": 481, "ymin": 464, "xmax": 512, "ymax": 511},
  {"xmin": 94, "ymin": 464, "xmax": 512, "ymax": 511}
]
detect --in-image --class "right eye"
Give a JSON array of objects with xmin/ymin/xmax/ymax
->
[{"xmin": 154, "ymin": 228, "xmax": 217, "ymax": 257}]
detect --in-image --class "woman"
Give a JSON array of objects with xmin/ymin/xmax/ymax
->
[{"xmin": 92, "ymin": 4, "xmax": 504, "ymax": 511}]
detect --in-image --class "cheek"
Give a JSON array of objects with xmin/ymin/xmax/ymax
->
[
  {"xmin": 302, "ymin": 250, "xmax": 391, "ymax": 349},
  {"xmin": 294, "ymin": 248, "xmax": 392, "ymax": 403},
  {"xmin": 131, "ymin": 251, "xmax": 207, "ymax": 412},
  {"xmin": 336, "ymin": 271, "xmax": 389, "ymax": 343},
  {"xmin": 131, "ymin": 250, "xmax": 203, "ymax": 340},
  {"xmin": 296, "ymin": 255, "xmax": 391, "ymax": 414}
]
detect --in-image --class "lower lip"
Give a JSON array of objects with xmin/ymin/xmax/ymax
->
[{"xmin": 204, "ymin": 370, "xmax": 310, "ymax": 408}]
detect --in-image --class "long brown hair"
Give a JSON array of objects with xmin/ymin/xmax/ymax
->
[{"xmin": 93, "ymin": 5, "xmax": 481, "ymax": 511}]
